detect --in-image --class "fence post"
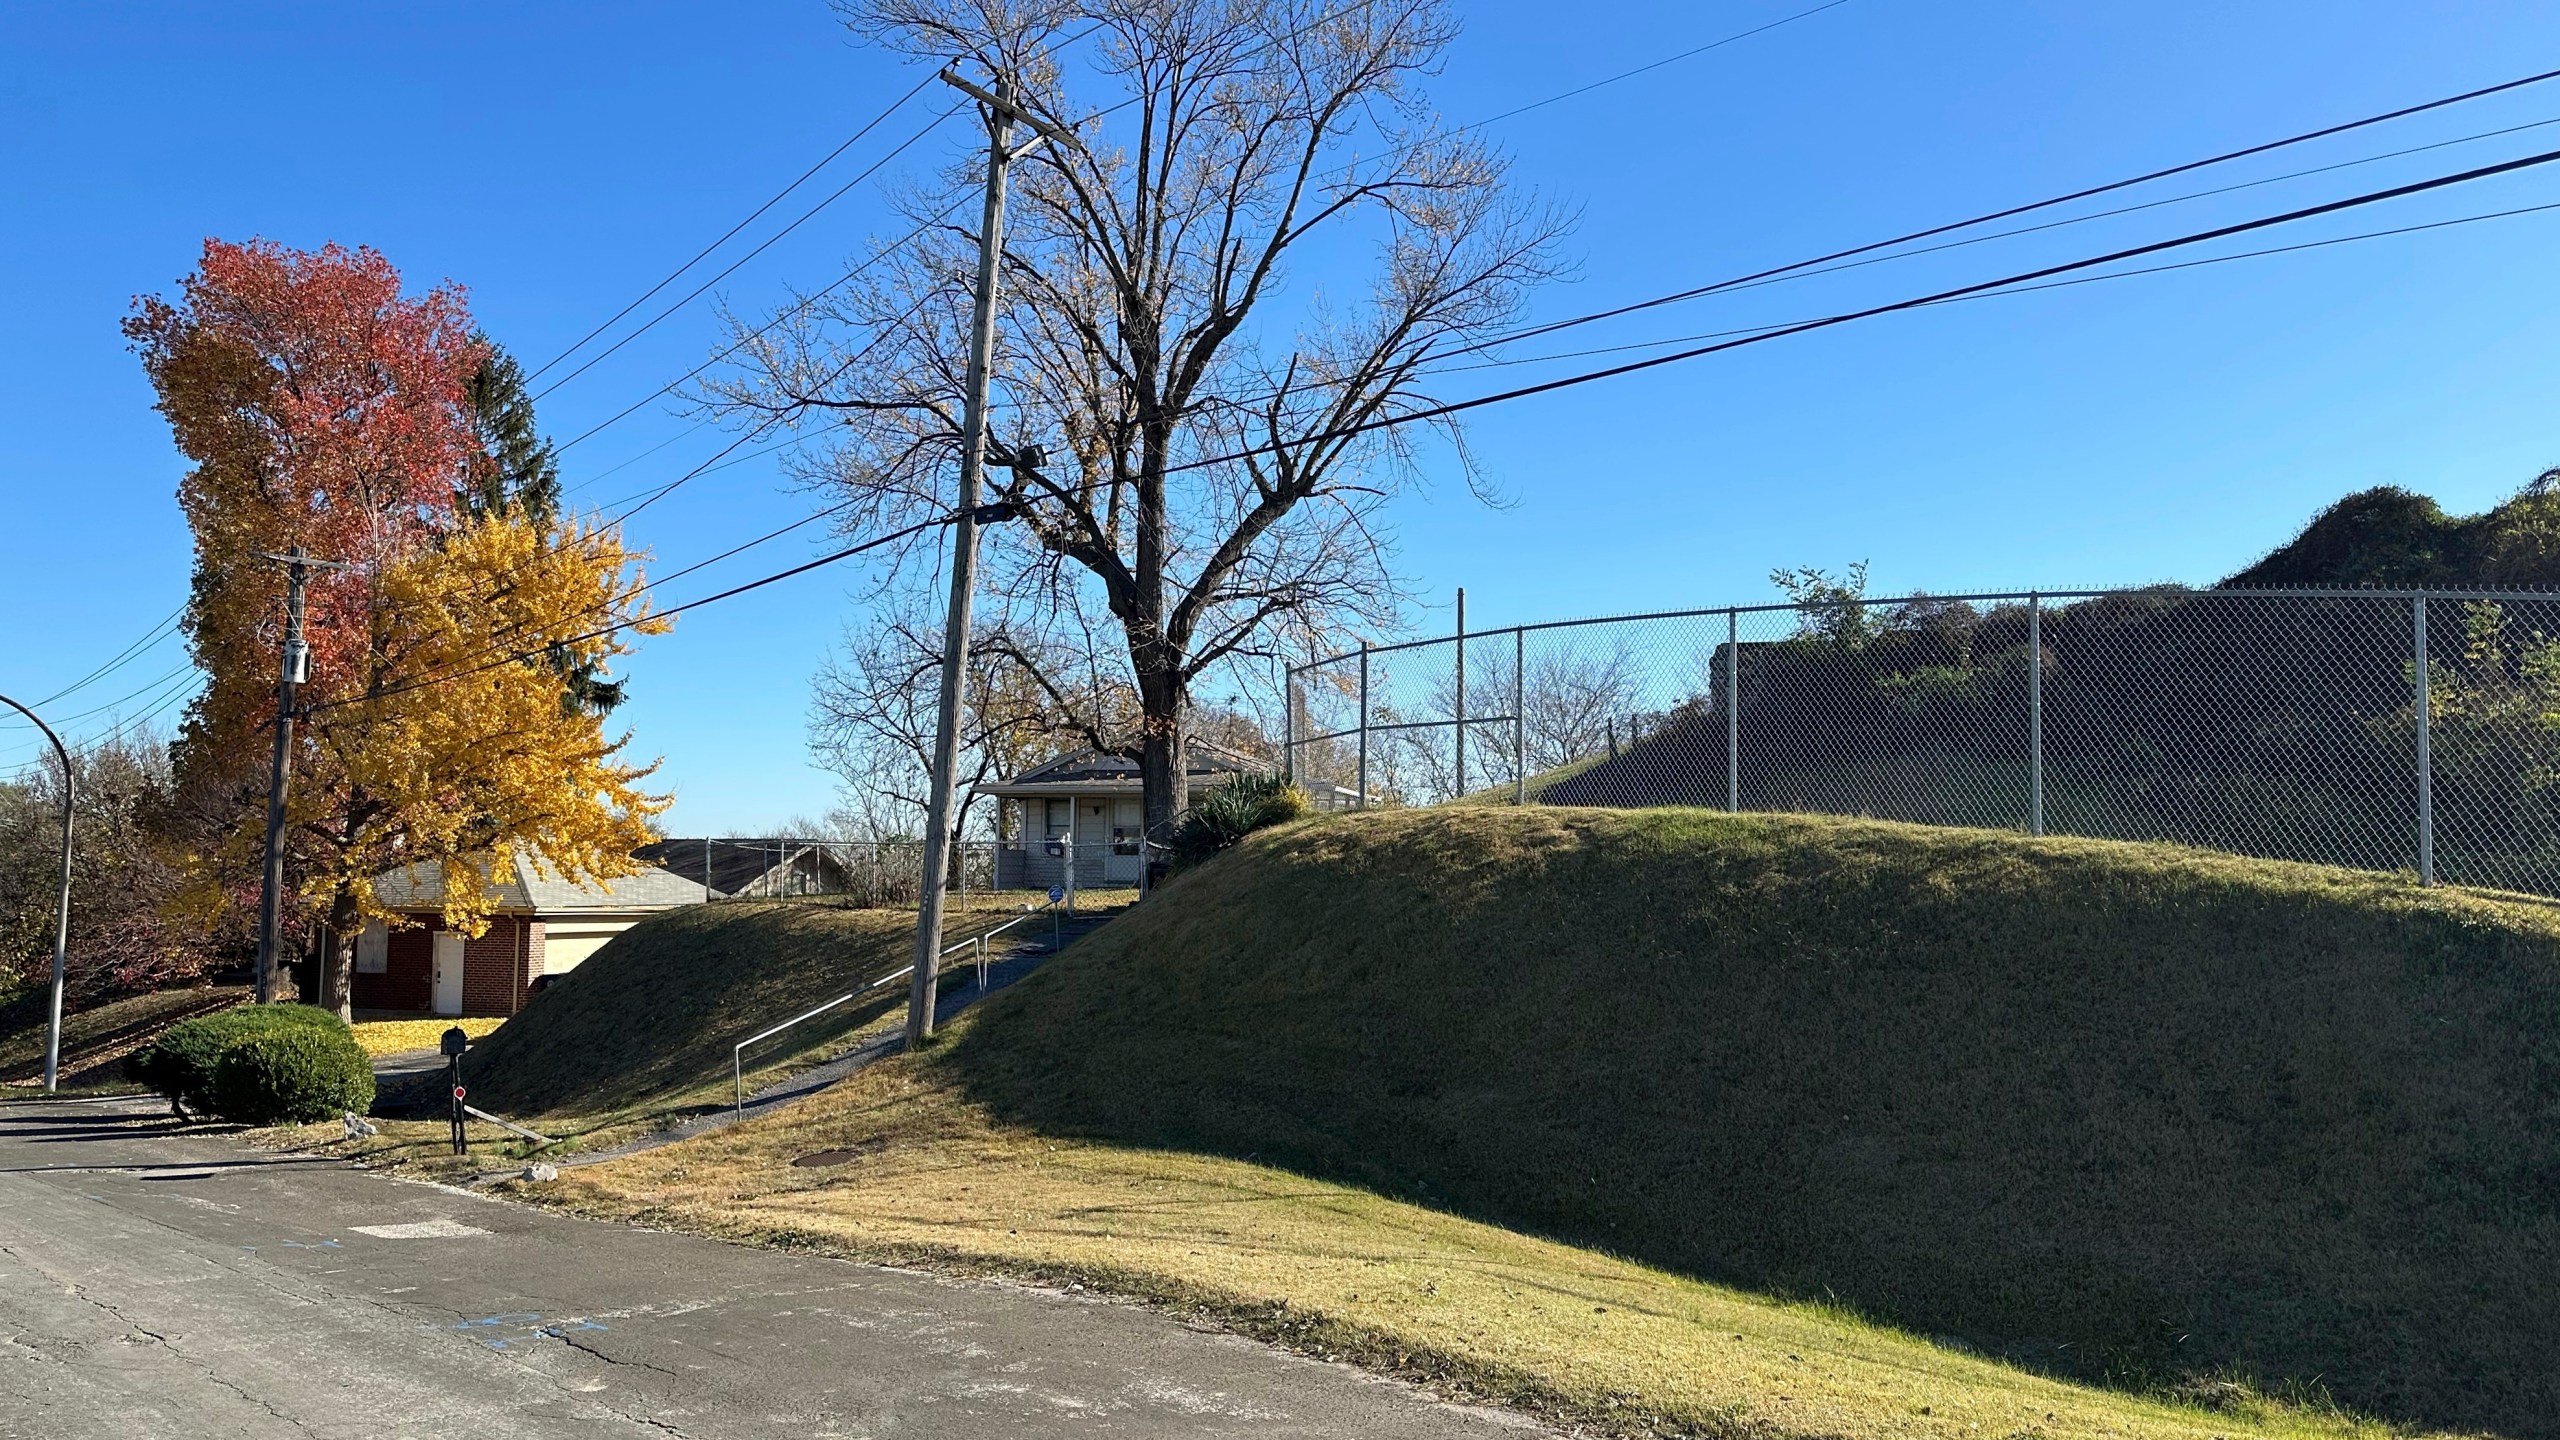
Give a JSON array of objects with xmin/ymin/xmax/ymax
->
[
  {"xmin": 1283, "ymin": 664, "xmax": 1295, "ymax": 784},
  {"xmin": 1512, "ymin": 627, "xmax": 1527, "ymax": 805},
  {"xmin": 2415, "ymin": 591, "xmax": 2435, "ymax": 885},
  {"xmin": 1454, "ymin": 588, "xmax": 1467, "ymax": 799},
  {"xmin": 2028, "ymin": 592, "xmax": 2045, "ymax": 837},
  {"xmin": 1725, "ymin": 609, "xmax": 1740, "ymax": 812},
  {"xmin": 1357, "ymin": 643, "xmax": 1371, "ymax": 810}
]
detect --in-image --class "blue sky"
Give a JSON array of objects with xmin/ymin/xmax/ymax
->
[{"xmin": 6, "ymin": 1, "xmax": 2560, "ymax": 828}]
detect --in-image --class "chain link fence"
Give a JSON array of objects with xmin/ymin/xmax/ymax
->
[
  {"xmin": 1286, "ymin": 587, "xmax": 2560, "ymax": 895},
  {"xmin": 663, "ymin": 839, "xmax": 1007, "ymax": 905}
]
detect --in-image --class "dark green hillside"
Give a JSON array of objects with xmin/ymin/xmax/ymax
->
[
  {"xmin": 2225, "ymin": 476, "xmax": 2560, "ymax": 588},
  {"xmin": 945, "ymin": 807, "xmax": 2560, "ymax": 1437}
]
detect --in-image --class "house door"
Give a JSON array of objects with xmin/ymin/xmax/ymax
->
[
  {"xmin": 1104, "ymin": 799, "xmax": 1142, "ymax": 884},
  {"xmin": 431, "ymin": 933, "xmax": 466, "ymax": 1016}
]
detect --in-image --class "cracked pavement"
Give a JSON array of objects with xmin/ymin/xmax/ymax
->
[{"xmin": 0, "ymin": 1097, "xmax": 1549, "ymax": 1438}]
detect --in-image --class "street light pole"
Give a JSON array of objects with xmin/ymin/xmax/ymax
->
[{"xmin": 0, "ymin": 693, "xmax": 73, "ymax": 1093}]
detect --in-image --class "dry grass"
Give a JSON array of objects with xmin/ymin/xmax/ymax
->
[
  {"xmin": 303, "ymin": 810, "xmax": 2560, "ymax": 1436},
  {"xmin": 349, "ymin": 1015, "xmax": 504, "ymax": 1058},
  {"xmin": 533, "ymin": 1055, "xmax": 2419, "ymax": 1440},
  {"xmin": 0, "ymin": 984, "xmax": 243, "ymax": 1084}
]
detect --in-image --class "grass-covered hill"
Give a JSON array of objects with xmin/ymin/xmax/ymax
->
[
  {"xmin": 889, "ymin": 809, "xmax": 2557, "ymax": 1436},
  {"xmin": 2223, "ymin": 477, "xmax": 2560, "ymax": 589},
  {"xmin": 457, "ymin": 895, "xmax": 1085, "ymax": 1116}
]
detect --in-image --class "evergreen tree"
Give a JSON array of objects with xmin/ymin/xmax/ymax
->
[
  {"xmin": 462, "ymin": 338, "xmax": 624, "ymax": 714},
  {"xmin": 461, "ymin": 339, "xmax": 560, "ymax": 526}
]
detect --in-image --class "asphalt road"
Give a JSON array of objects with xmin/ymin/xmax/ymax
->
[{"xmin": 0, "ymin": 1097, "xmax": 1547, "ymax": 1439}]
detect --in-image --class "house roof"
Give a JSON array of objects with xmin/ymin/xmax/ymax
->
[
  {"xmin": 635, "ymin": 839, "xmax": 848, "ymax": 897},
  {"xmin": 989, "ymin": 739, "xmax": 1268, "ymax": 794},
  {"xmin": 373, "ymin": 853, "xmax": 706, "ymax": 914}
]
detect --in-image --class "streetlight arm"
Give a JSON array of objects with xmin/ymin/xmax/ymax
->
[{"xmin": 0, "ymin": 692, "xmax": 73, "ymax": 1094}]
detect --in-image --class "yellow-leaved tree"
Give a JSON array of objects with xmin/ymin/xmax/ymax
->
[
  {"xmin": 291, "ymin": 513, "xmax": 670, "ymax": 1017},
  {"xmin": 132, "ymin": 239, "xmax": 670, "ymax": 1017}
]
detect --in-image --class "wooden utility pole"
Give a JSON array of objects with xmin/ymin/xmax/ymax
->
[
  {"xmin": 252, "ymin": 547, "xmax": 345, "ymax": 1004},
  {"xmin": 907, "ymin": 68, "xmax": 1070, "ymax": 1045}
]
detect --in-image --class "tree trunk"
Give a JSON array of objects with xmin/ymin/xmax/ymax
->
[
  {"xmin": 1136, "ymin": 665, "xmax": 1188, "ymax": 889},
  {"xmin": 318, "ymin": 885, "xmax": 359, "ymax": 1022}
]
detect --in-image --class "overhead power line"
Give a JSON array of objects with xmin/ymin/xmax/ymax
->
[
  {"xmin": 532, "ymin": 101, "xmax": 968, "ymax": 403},
  {"xmin": 306, "ymin": 514, "xmax": 958, "ymax": 715},
  {"xmin": 1434, "ymin": 195, "xmax": 2560, "ymax": 375},
  {"xmin": 8, "ymin": 605, "xmax": 182, "ymax": 712},
  {"xmin": 1161, "ymin": 142, "xmax": 2560, "ymax": 477},
  {"xmin": 339, "ymin": 135, "xmax": 2560, "ymax": 719},
  {"xmin": 1463, "ymin": 61, "xmax": 2560, "ymax": 359},
  {"xmin": 527, "ymin": 67, "xmax": 945, "ymax": 383}
]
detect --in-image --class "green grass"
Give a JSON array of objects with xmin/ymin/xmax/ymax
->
[
  {"xmin": 504, "ymin": 806, "xmax": 2560, "ymax": 1439},
  {"xmin": 456, "ymin": 893, "xmax": 1125, "ymax": 1119},
  {"xmin": 0, "ymin": 985, "xmax": 245, "ymax": 1085}
]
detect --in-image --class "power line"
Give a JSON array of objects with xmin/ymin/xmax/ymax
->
[
  {"xmin": 19, "ymin": 605, "xmax": 182, "ymax": 709},
  {"xmin": 1430, "ymin": 195, "xmax": 2560, "ymax": 376},
  {"xmin": 360, "ymin": 139, "xmax": 2560, "ymax": 717},
  {"xmin": 532, "ymin": 101, "xmax": 969, "ymax": 403},
  {"xmin": 1458, "ymin": 61, "xmax": 2560, "ymax": 359},
  {"xmin": 307, "ymin": 515, "xmax": 958, "ymax": 715},
  {"xmin": 527, "ymin": 68, "xmax": 945, "ymax": 383},
  {"xmin": 548, "ymin": 0, "xmax": 1388, "ymax": 460},
  {"xmin": 1195, "ymin": 82, "xmax": 2560, "ymax": 421},
  {"xmin": 1159, "ymin": 143, "xmax": 2560, "ymax": 477}
]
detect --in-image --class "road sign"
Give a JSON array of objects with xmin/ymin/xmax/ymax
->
[
  {"xmin": 1047, "ymin": 884, "xmax": 1064, "ymax": 904},
  {"xmin": 453, "ymin": 1085, "xmax": 467, "ymax": 1100}
]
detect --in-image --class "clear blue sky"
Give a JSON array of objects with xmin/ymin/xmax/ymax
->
[{"xmin": 6, "ymin": 1, "xmax": 2560, "ymax": 828}]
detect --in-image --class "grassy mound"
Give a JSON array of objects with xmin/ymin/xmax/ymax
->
[
  {"xmin": 905, "ymin": 809, "xmax": 2558, "ymax": 1436},
  {"xmin": 0, "ymin": 985, "xmax": 244, "ymax": 1086},
  {"xmin": 459, "ymin": 895, "xmax": 1096, "ymax": 1116}
]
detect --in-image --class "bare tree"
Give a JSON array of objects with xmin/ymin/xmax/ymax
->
[
  {"xmin": 713, "ymin": 0, "xmax": 1566, "ymax": 860},
  {"xmin": 1378, "ymin": 639, "xmax": 1645, "ymax": 801},
  {"xmin": 808, "ymin": 605, "xmax": 1093, "ymax": 861}
]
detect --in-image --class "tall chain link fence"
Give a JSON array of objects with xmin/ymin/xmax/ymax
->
[
  {"xmin": 671, "ymin": 839, "xmax": 1006, "ymax": 904},
  {"xmin": 1286, "ymin": 588, "xmax": 2560, "ymax": 895}
]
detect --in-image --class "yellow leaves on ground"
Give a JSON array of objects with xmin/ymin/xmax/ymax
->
[{"xmin": 349, "ymin": 1015, "xmax": 504, "ymax": 1058}]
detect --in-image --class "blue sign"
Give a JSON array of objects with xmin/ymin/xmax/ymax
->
[{"xmin": 1047, "ymin": 884, "xmax": 1065, "ymax": 904}]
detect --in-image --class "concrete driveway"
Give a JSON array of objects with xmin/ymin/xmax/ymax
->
[{"xmin": 0, "ymin": 1097, "xmax": 1546, "ymax": 1439}]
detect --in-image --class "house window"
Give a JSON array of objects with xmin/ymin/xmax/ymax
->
[
  {"xmin": 1044, "ymin": 799, "xmax": 1071, "ymax": 837},
  {"xmin": 355, "ymin": 920, "xmax": 389, "ymax": 974}
]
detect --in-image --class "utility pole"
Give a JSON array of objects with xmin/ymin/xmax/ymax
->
[
  {"xmin": 252, "ymin": 547, "xmax": 343, "ymax": 1004},
  {"xmin": 907, "ymin": 67, "xmax": 1072, "ymax": 1046},
  {"xmin": 0, "ymin": 694, "xmax": 72, "ymax": 1092}
]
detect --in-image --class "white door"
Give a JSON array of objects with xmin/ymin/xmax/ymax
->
[
  {"xmin": 1076, "ymin": 802, "xmax": 1113, "ymax": 888},
  {"xmin": 1105, "ymin": 799, "xmax": 1142, "ymax": 884},
  {"xmin": 431, "ymin": 933, "xmax": 466, "ymax": 1016}
]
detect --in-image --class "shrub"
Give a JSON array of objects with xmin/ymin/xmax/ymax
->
[
  {"xmin": 1165, "ymin": 772, "xmax": 1311, "ymax": 871},
  {"xmin": 210, "ymin": 1025, "xmax": 375, "ymax": 1125},
  {"xmin": 126, "ymin": 1003, "xmax": 343, "ymax": 1118}
]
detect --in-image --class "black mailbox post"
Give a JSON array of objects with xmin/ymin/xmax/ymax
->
[{"xmin": 442, "ymin": 1026, "xmax": 470, "ymax": 1156}]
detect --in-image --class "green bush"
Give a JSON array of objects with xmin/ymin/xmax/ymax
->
[
  {"xmin": 126, "ymin": 1003, "xmax": 343, "ymax": 1118},
  {"xmin": 210, "ymin": 1025, "xmax": 375, "ymax": 1125},
  {"xmin": 1165, "ymin": 773, "xmax": 1311, "ymax": 871}
]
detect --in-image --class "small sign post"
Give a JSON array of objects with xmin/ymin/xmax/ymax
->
[{"xmin": 442, "ymin": 1026, "xmax": 470, "ymax": 1156}]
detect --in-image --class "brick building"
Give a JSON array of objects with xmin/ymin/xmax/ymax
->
[{"xmin": 351, "ymin": 854, "xmax": 705, "ymax": 1017}]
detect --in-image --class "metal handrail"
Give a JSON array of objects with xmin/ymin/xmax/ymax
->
[
  {"xmin": 730, "ymin": 902, "xmax": 1062, "ymax": 1112},
  {"xmin": 732, "ymin": 964, "xmax": 912, "ymax": 1112}
]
